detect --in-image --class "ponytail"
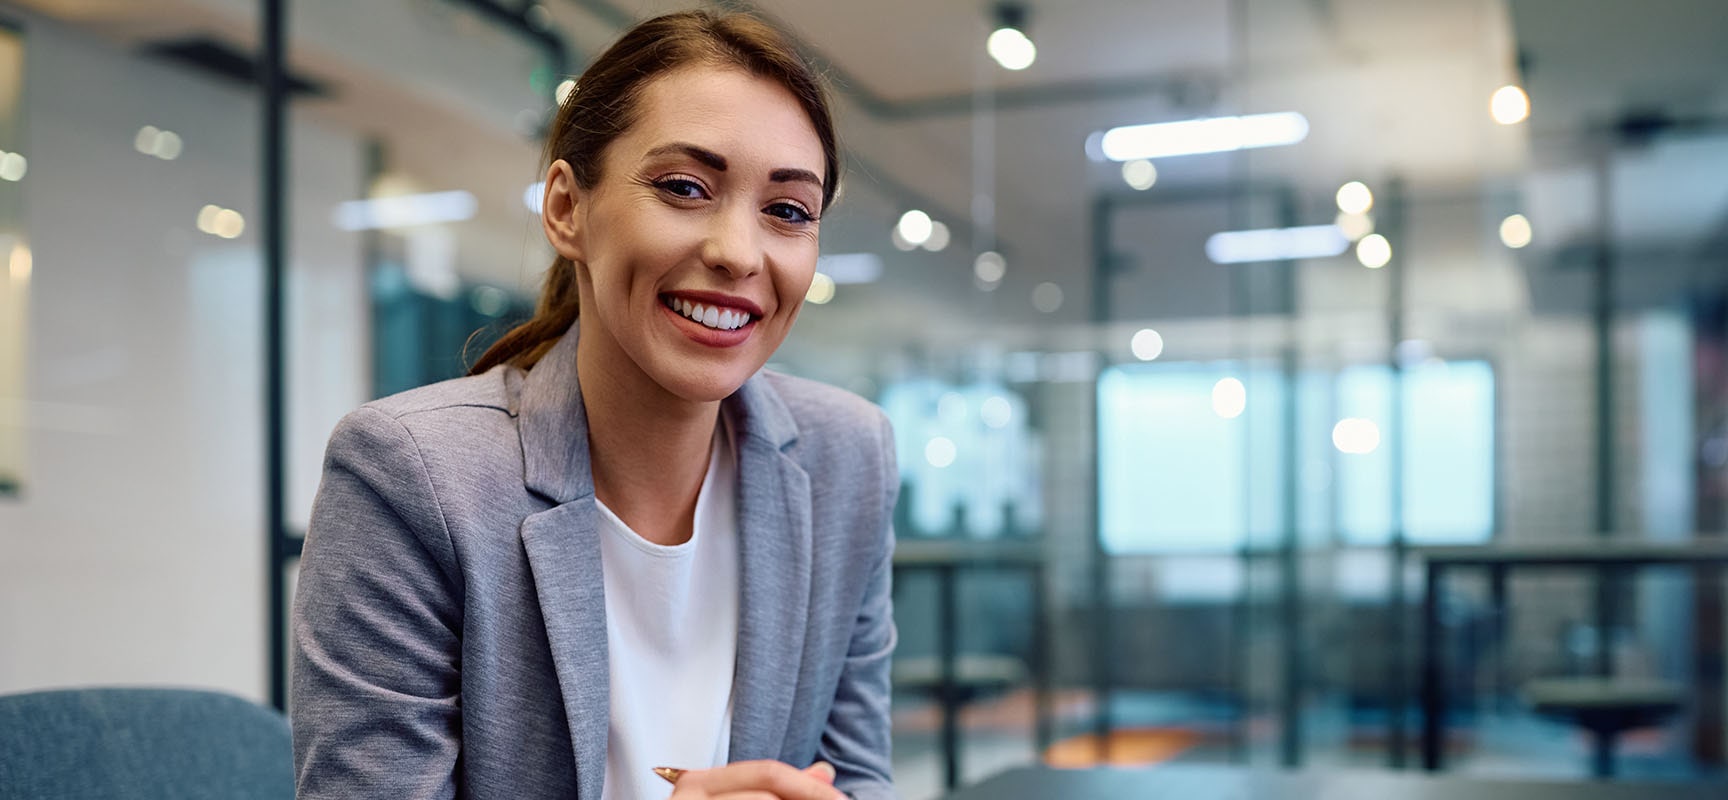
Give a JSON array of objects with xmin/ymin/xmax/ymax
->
[{"xmin": 467, "ymin": 255, "xmax": 580, "ymax": 374}]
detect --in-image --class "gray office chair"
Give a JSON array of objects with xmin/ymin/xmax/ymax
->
[{"xmin": 0, "ymin": 686, "xmax": 295, "ymax": 800}]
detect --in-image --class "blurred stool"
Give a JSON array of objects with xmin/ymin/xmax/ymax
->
[
  {"xmin": 893, "ymin": 653, "xmax": 1027, "ymax": 705},
  {"xmin": 1523, "ymin": 677, "xmax": 1685, "ymax": 778}
]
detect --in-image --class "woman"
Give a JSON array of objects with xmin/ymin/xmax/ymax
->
[{"xmin": 291, "ymin": 11, "xmax": 896, "ymax": 800}]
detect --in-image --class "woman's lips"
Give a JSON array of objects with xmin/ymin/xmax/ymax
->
[{"xmin": 660, "ymin": 298, "xmax": 756, "ymax": 348}]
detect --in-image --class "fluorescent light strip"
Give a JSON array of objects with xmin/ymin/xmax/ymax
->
[
  {"xmin": 1098, "ymin": 112, "xmax": 1310, "ymax": 161},
  {"xmin": 815, "ymin": 253, "xmax": 884, "ymax": 285},
  {"xmin": 333, "ymin": 190, "xmax": 478, "ymax": 231},
  {"xmin": 1205, "ymin": 224, "xmax": 1349, "ymax": 265},
  {"xmin": 524, "ymin": 182, "xmax": 546, "ymax": 215}
]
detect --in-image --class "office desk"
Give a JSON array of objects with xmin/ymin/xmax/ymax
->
[
  {"xmin": 892, "ymin": 537, "xmax": 1048, "ymax": 792},
  {"xmin": 1415, "ymin": 540, "xmax": 1728, "ymax": 771},
  {"xmin": 941, "ymin": 764, "xmax": 1728, "ymax": 800}
]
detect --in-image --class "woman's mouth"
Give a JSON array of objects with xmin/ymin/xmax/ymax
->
[{"xmin": 663, "ymin": 295, "xmax": 756, "ymax": 331}]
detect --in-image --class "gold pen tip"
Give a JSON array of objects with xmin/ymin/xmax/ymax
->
[{"xmin": 652, "ymin": 766, "xmax": 685, "ymax": 784}]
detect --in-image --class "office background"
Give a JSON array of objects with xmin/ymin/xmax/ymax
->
[{"xmin": 1, "ymin": 1, "xmax": 1726, "ymax": 797}]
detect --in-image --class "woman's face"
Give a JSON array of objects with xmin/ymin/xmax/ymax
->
[{"xmin": 555, "ymin": 66, "xmax": 825, "ymax": 404}]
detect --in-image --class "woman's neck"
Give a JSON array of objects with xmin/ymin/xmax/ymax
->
[{"xmin": 575, "ymin": 325, "xmax": 717, "ymax": 547}]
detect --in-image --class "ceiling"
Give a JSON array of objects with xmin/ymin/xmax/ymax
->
[{"xmin": 8, "ymin": 0, "xmax": 1728, "ymax": 346}]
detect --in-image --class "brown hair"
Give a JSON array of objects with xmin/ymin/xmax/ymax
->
[{"xmin": 468, "ymin": 10, "xmax": 840, "ymax": 375}]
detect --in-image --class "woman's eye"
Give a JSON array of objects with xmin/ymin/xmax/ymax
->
[
  {"xmin": 655, "ymin": 178, "xmax": 706, "ymax": 200},
  {"xmin": 765, "ymin": 202, "xmax": 815, "ymax": 224}
]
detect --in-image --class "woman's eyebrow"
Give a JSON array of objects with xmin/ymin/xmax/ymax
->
[
  {"xmin": 645, "ymin": 142, "xmax": 728, "ymax": 171},
  {"xmin": 643, "ymin": 142, "xmax": 822, "ymax": 190},
  {"xmin": 769, "ymin": 167, "xmax": 822, "ymax": 190}
]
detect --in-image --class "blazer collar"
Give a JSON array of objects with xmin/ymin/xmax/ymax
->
[{"xmin": 517, "ymin": 322, "xmax": 594, "ymax": 505}]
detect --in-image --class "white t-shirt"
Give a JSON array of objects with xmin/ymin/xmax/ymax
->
[{"xmin": 596, "ymin": 422, "xmax": 739, "ymax": 800}]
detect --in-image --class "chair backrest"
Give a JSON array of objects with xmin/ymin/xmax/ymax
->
[{"xmin": 0, "ymin": 686, "xmax": 294, "ymax": 800}]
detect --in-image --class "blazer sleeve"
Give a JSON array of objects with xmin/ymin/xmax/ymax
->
[
  {"xmin": 291, "ymin": 406, "xmax": 464, "ymax": 800},
  {"xmin": 819, "ymin": 412, "xmax": 899, "ymax": 800}
]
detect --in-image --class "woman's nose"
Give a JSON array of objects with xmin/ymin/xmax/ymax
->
[{"xmin": 701, "ymin": 206, "xmax": 765, "ymax": 279}]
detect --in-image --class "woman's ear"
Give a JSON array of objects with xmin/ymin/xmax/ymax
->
[{"xmin": 542, "ymin": 160, "xmax": 585, "ymax": 262}]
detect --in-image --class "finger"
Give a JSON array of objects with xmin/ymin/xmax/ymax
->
[
  {"xmin": 803, "ymin": 761, "xmax": 836, "ymax": 785},
  {"xmin": 712, "ymin": 793, "xmax": 780, "ymax": 800},
  {"xmin": 690, "ymin": 760, "xmax": 844, "ymax": 800}
]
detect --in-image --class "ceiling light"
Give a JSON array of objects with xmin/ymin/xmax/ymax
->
[
  {"xmin": 805, "ymin": 272, "xmax": 836, "ymax": 305},
  {"xmin": 1356, "ymin": 233, "xmax": 1392, "ymax": 268},
  {"xmin": 1095, "ymin": 112, "xmax": 1309, "ymax": 161},
  {"xmin": 0, "ymin": 151, "xmax": 26, "ymax": 182},
  {"xmin": 1335, "ymin": 181, "xmax": 1373, "ymax": 214},
  {"xmin": 1499, "ymin": 213, "xmax": 1532, "ymax": 249},
  {"xmin": 135, "ymin": 126, "xmax": 161, "ymax": 154},
  {"xmin": 470, "ymin": 286, "xmax": 511, "ymax": 318},
  {"xmin": 134, "ymin": 127, "xmax": 183, "ymax": 161},
  {"xmin": 523, "ymin": 181, "xmax": 546, "ymax": 214},
  {"xmin": 1032, "ymin": 282, "xmax": 1063, "ymax": 313},
  {"xmin": 197, "ymin": 204, "xmax": 245, "ymax": 239},
  {"xmin": 9, "ymin": 242, "xmax": 31, "ymax": 283},
  {"xmin": 925, "ymin": 436, "xmax": 957, "ymax": 468},
  {"xmin": 1334, "ymin": 211, "xmax": 1374, "ymax": 242},
  {"xmin": 895, "ymin": 209, "xmax": 933, "ymax": 247},
  {"xmin": 1122, "ymin": 159, "xmax": 1157, "ymax": 191},
  {"xmin": 556, "ymin": 79, "xmax": 576, "ymax": 106},
  {"xmin": 1130, "ymin": 328, "xmax": 1164, "ymax": 361},
  {"xmin": 154, "ymin": 131, "xmax": 183, "ymax": 160},
  {"xmin": 196, "ymin": 204, "xmax": 222, "ymax": 234},
  {"xmin": 1490, "ymin": 85, "xmax": 1529, "ymax": 125},
  {"xmin": 333, "ymin": 190, "xmax": 479, "ymax": 231},
  {"xmin": 974, "ymin": 251, "xmax": 1007, "ymax": 283},
  {"xmin": 980, "ymin": 396, "xmax": 1013, "ymax": 429},
  {"xmin": 987, "ymin": 28, "xmax": 1036, "ymax": 71},
  {"xmin": 1205, "ymin": 225, "xmax": 1350, "ymax": 265},
  {"xmin": 1212, "ymin": 378, "xmax": 1247, "ymax": 419},
  {"xmin": 213, "ymin": 209, "xmax": 246, "ymax": 239},
  {"xmin": 1332, "ymin": 418, "xmax": 1381, "ymax": 454},
  {"xmin": 922, "ymin": 221, "xmax": 951, "ymax": 252},
  {"xmin": 986, "ymin": 4, "xmax": 1036, "ymax": 71}
]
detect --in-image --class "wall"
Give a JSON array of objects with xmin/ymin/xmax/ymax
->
[{"xmin": 0, "ymin": 12, "xmax": 365, "ymax": 701}]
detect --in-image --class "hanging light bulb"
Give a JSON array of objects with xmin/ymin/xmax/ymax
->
[{"xmin": 987, "ymin": 4, "xmax": 1036, "ymax": 71}]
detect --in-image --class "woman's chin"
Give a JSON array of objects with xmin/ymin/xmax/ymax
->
[{"xmin": 654, "ymin": 364, "xmax": 754, "ymax": 405}]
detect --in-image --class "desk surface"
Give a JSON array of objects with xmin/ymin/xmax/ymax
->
[
  {"xmin": 892, "ymin": 537, "xmax": 1044, "ymax": 566},
  {"xmin": 1414, "ymin": 539, "xmax": 1728, "ymax": 567},
  {"xmin": 940, "ymin": 765, "xmax": 1727, "ymax": 800}
]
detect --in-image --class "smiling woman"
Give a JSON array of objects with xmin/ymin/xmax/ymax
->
[{"xmin": 291, "ymin": 10, "xmax": 895, "ymax": 800}]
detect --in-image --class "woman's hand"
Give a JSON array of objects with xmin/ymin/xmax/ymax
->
[{"xmin": 666, "ymin": 760, "xmax": 846, "ymax": 800}]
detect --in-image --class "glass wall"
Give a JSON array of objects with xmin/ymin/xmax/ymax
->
[{"xmin": 0, "ymin": 1, "xmax": 277, "ymax": 695}]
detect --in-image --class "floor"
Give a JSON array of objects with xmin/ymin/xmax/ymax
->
[{"xmin": 889, "ymin": 689, "xmax": 1722, "ymax": 800}]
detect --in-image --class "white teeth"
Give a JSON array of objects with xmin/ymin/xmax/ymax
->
[{"xmin": 668, "ymin": 297, "xmax": 751, "ymax": 331}]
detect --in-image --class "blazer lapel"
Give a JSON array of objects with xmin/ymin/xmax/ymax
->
[
  {"xmin": 726, "ymin": 376, "xmax": 812, "ymax": 763},
  {"xmin": 521, "ymin": 503, "xmax": 608, "ymax": 800},
  {"xmin": 514, "ymin": 324, "xmax": 609, "ymax": 800}
]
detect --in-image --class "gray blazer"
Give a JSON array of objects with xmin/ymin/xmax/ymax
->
[{"xmin": 290, "ymin": 324, "xmax": 898, "ymax": 800}]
